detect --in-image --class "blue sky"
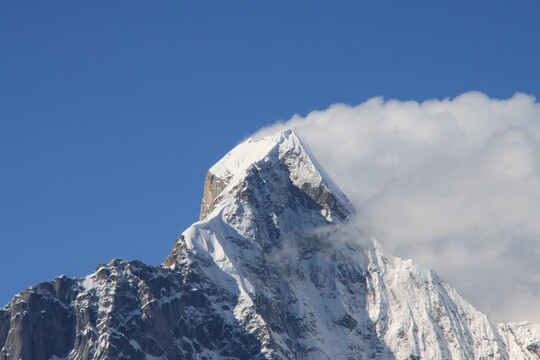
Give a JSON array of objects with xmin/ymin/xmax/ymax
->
[{"xmin": 1, "ymin": 1, "xmax": 539, "ymax": 307}]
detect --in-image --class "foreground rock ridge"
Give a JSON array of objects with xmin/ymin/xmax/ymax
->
[{"xmin": 1, "ymin": 130, "xmax": 539, "ymax": 360}]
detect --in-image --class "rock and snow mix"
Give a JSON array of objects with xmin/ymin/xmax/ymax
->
[{"xmin": 1, "ymin": 130, "xmax": 539, "ymax": 359}]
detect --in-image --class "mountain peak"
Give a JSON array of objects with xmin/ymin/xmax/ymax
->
[
  {"xmin": 4, "ymin": 130, "xmax": 540, "ymax": 360},
  {"xmin": 199, "ymin": 129, "xmax": 354, "ymax": 222},
  {"xmin": 209, "ymin": 129, "xmax": 298, "ymax": 180}
]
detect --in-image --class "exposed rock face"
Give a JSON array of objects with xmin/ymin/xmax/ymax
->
[
  {"xmin": 0, "ymin": 276, "xmax": 76, "ymax": 360},
  {"xmin": 1, "ymin": 130, "xmax": 539, "ymax": 359},
  {"xmin": 199, "ymin": 171, "xmax": 229, "ymax": 221},
  {"xmin": 1, "ymin": 260, "xmax": 263, "ymax": 360}
]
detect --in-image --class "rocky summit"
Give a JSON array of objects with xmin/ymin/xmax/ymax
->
[{"xmin": 1, "ymin": 130, "xmax": 539, "ymax": 360}]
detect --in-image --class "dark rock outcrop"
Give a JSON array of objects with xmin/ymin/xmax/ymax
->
[{"xmin": 0, "ymin": 260, "xmax": 262, "ymax": 360}]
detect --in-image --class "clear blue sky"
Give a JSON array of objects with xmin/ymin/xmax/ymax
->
[{"xmin": 1, "ymin": 1, "xmax": 538, "ymax": 306}]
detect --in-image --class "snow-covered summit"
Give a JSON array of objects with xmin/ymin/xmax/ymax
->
[
  {"xmin": 169, "ymin": 129, "xmax": 356, "ymax": 286},
  {"xmin": 199, "ymin": 129, "xmax": 354, "ymax": 223},
  {"xmin": 209, "ymin": 130, "xmax": 336, "ymax": 191}
]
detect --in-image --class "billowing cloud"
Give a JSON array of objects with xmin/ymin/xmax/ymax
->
[{"xmin": 252, "ymin": 92, "xmax": 540, "ymax": 323}]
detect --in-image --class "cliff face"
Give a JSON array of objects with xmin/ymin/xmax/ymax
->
[
  {"xmin": 199, "ymin": 171, "xmax": 229, "ymax": 221},
  {"xmin": 1, "ymin": 130, "xmax": 539, "ymax": 360},
  {"xmin": 1, "ymin": 260, "xmax": 264, "ymax": 360}
]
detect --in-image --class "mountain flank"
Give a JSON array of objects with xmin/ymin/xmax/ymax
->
[{"xmin": 2, "ymin": 130, "xmax": 539, "ymax": 359}]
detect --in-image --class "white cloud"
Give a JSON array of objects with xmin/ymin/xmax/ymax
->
[{"xmin": 252, "ymin": 91, "xmax": 540, "ymax": 323}]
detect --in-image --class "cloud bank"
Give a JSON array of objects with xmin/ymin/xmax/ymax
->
[{"xmin": 252, "ymin": 92, "xmax": 540, "ymax": 323}]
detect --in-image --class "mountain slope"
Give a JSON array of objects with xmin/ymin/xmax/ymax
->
[{"xmin": 1, "ymin": 130, "xmax": 539, "ymax": 359}]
